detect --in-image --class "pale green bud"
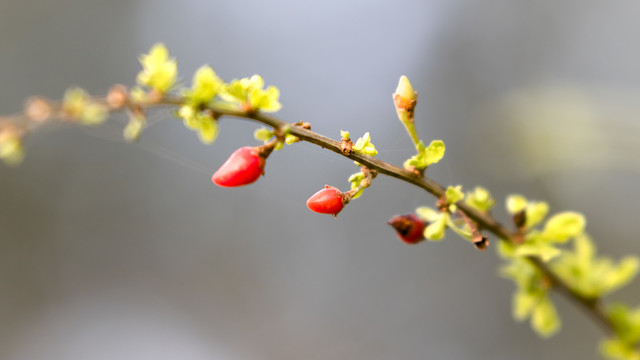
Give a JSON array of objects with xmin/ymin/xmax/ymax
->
[{"xmin": 395, "ymin": 75, "xmax": 417, "ymax": 103}]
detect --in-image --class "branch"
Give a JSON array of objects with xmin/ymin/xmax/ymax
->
[
  {"xmin": 1, "ymin": 93, "xmax": 618, "ymax": 338},
  {"xmin": 219, "ymin": 107, "xmax": 617, "ymax": 336}
]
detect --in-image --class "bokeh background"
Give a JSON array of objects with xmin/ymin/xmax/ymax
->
[{"xmin": 1, "ymin": 1, "xmax": 639, "ymax": 359}]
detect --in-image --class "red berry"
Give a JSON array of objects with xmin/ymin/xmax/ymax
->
[
  {"xmin": 388, "ymin": 214, "xmax": 426, "ymax": 244},
  {"xmin": 212, "ymin": 146, "xmax": 265, "ymax": 187},
  {"xmin": 306, "ymin": 186, "xmax": 345, "ymax": 216}
]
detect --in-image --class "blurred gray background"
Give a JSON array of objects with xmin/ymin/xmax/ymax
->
[{"xmin": 1, "ymin": 1, "xmax": 639, "ymax": 359}]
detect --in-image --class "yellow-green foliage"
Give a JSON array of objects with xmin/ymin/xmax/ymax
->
[{"xmin": 499, "ymin": 194, "xmax": 639, "ymax": 353}]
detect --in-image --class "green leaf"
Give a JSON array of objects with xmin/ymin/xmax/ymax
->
[
  {"xmin": 348, "ymin": 172, "xmax": 366, "ymax": 199},
  {"xmin": 185, "ymin": 65, "xmax": 223, "ymax": 106},
  {"xmin": 221, "ymin": 75, "xmax": 282, "ymax": 113},
  {"xmin": 445, "ymin": 215, "xmax": 472, "ymax": 240},
  {"xmin": 465, "ymin": 186, "xmax": 495, "ymax": 212},
  {"xmin": 196, "ymin": 116, "xmax": 219, "ymax": 144},
  {"xmin": 284, "ymin": 134, "xmax": 299, "ymax": 144},
  {"xmin": 123, "ymin": 112, "xmax": 146, "ymax": 142},
  {"xmin": 570, "ymin": 234, "xmax": 596, "ymax": 279},
  {"xmin": 136, "ymin": 43, "xmax": 177, "ymax": 93},
  {"xmin": 506, "ymin": 194, "xmax": 528, "ymax": 214},
  {"xmin": 543, "ymin": 211, "xmax": 586, "ymax": 243},
  {"xmin": 403, "ymin": 140, "xmax": 445, "ymax": 170},
  {"xmin": 600, "ymin": 338, "xmax": 640, "ymax": 360},
  {"xmin": 513, "ymin": 290, "xmax": 539, "ymax": 321},
  {"xmin": 499, "ymin": 256, "xmax": 541, "ymax": 293},
  {"xmin": 531, "ymin": 297, "xmax": 560, "ymax": 337},
  {"xmin": 404, "ymin": 140, "xmax": 426, "ymax": 169},
  {"xmin": 424, "ymin": 140, "xmax": 445, "ymax": 166},
  {"xmin": 177, "ymin": 106, "xmax": 219, "ymax": 144},
  {"xmin": 254, "ymin": 127, "xmax": 274, "ymax": 142},
  {"xmin": 415, "ymin": 206, "xmax": 441, "ymax": 223},
  {"xmin": 515, "ymin": 243, "xmax": 562, "ymax": 262},
  {"xmin": 607, "ymin": 303, "xmax": 631, "ymax": 328},
  {"xmin": 497, "ymin": 241, "xmax": 516, "ymax": 258},
  {"xmin": 347, "ymin": 172, "xmax": 364, "ymax": 184},
  {"xmin": 220, "ymin": 77, "xmax": 251, "ymax": 103},
  {"xmin": 424, "ymin": 214, "xmax": 447, "ymax": 241},
  {"xmin": 352, "ymin": 132, "xmax": 378, "ymax": 156},
  {"xmin": 608, "ymin": 303, "xmax": 640, "ymax": 344},
  {"xmin": 250, "ymin": 85, "xmax": 282, "ymax": 112},
  {"xmin": 445, "ymin": 185, "xmax": 464, "ymax": 204},
  {"xmin": 340, "ymin": 130, "xmax": 350, "ymax": 140},
  {"xmin": 574, "ymin": 233, "xmax": 595, "ymax": 264},
  {"xmin": 600, "ymin": 257, "xmax": 640, "ymax": 295},
  {"xmin": 526, "ymin": 201, "xmax": 549, "ymax": 228},
  {"xmin": 500, "ymin": 259, "xmax": 530, "ymax": 285},
  {"xmin": 552, "ymin": 234, "xmax": 638, "ymax": 299},
  {"xmin": 178, "ymin": 105, "xmax": 196, "ymax": 123}
]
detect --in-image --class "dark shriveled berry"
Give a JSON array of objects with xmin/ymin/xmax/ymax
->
[{"xmin": 388, "ymin": 214, "xmax": 427, "ymax": 244}]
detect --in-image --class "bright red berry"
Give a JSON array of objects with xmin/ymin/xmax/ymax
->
[
  {"xmin": 212, "ymin": 146, "xmax": 265, "ymax": 187},
  {"xmin": 306, "ymin": 185, "xmax": 346, "ymax": 216},
  {"xmin": 388, "ymin": 214, "xmax": 427, "ymax": 244}
]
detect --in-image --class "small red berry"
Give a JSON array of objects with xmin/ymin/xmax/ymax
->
[
  {"xmin": 212, "ymin": 146, "xmax": 265, "ymax": 187},
  {"xmin": 306, "ymin": 185, "xmax": 346, "ymax": 217},
  {"xmin": 388, "ymin": 214, "xmax": 427, "ymax": 244}
]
